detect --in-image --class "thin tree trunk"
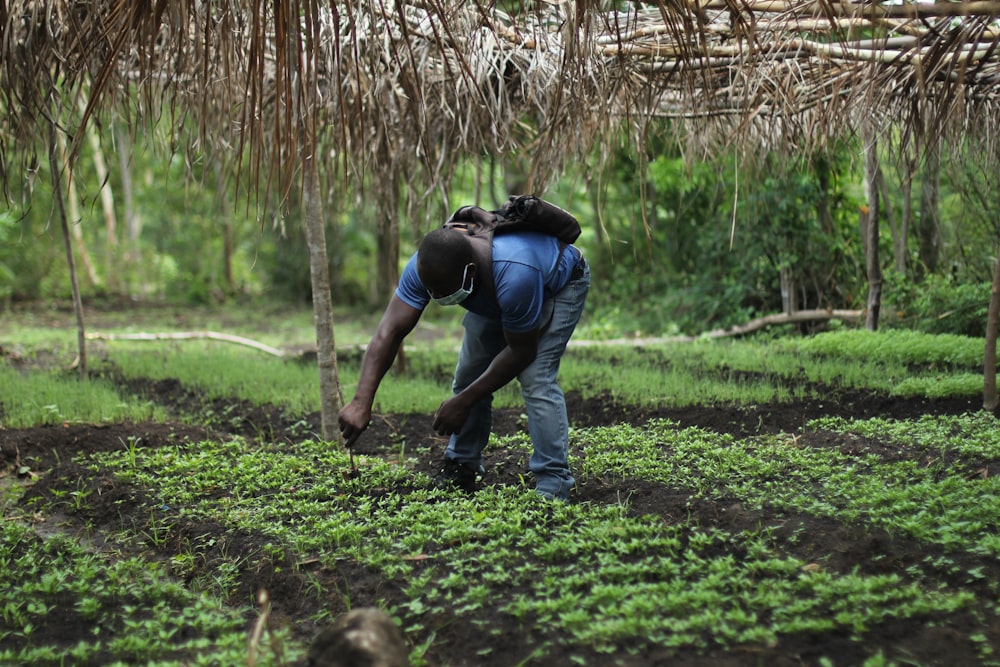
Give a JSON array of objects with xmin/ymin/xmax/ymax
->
[
  {"xmin": 917, "ymin": 140, "xmax": 941, "ymax": 279},
  {"xmin": 86, "ymin": 121, "xmax": 118, "ymax": 290},
  {"xmin": 898, "ymin": 154, "xmax": 915, "ymax": 276},
  {"xmin": 984, "ymin": 247, "xmax": 1000, "ymax": 411},
  {"xmin": 863, "ymin": 129, "xmax": 882, "ymax": 331},
  {"xmin": 67, "ymin": 209, "xmax": 100, "ymax": 288},
  {"xmin": 58, "ymin": 131, "xmax": 101, "ymax": 287},
  {"xmin": 877, "ymin": 161, "xmax": 900, "ymax": 273},
  {"xmin": 214, "ymin": 158, "xmax": 234, "ymax": 292},
  {"xmin": 115, "ymin": 127, "xmax": 141, "ymax": 281},
  {"xmin": 50, "ymin": 122, "xmax": 87, "ymax": 380},
  {"xmin": 303, "ymin": 157, "xmax": 343, "ymax": 441},
  {"xmin": 287, "ymin": 6, "xmax": 343, "ymax": 442},
  {"xmin": 813, "ymin": 153, "xmax": 835, "ymax": 236},
  {"xmin": 780, "ymin": 265, "xmax": 797, "ymax": 315},
  {"xmin": 375, "ymin": 180, "xmax": 400, "ymax": 303}
]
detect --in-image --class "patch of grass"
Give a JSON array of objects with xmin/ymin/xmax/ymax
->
[
  {"xmin": 563, "ymin": 330, "xmax": 987, "ymax": 408},
  {"xmin": 891, "ymin": 373, "xmax": 983, "ymax": 398},
  {"xmin": 0, "ymin": 301, "xmax": 368, "ymax": 349},
  {"xmin": 106, "ymin": 345, "xmax": 325, "ymax": 415},
  {"xmin": 8, "ymin": 316, "xmax": 980, "ymax": 427},
  {"xmin": 780, "ymin": 328, "xmax": 985, "ymax": 368},
  {"xmin": 105, "ymin": 343, "xmax": 521, "ymax": 417},
  {"xmin": 0, "ymin": 365, "xmax": 165, "ymax": 428},
  {"xmin": 563, "ymin": 343, "xmax": 801, "ymax": 407},
  {"xmin": 94, "ymin": 331, "xmax": 988, "ymax": 421}
]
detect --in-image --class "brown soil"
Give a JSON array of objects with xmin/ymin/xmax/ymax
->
[{"xmin": 2, "ymin": 372, "xmax": 996, "ymax": 666}]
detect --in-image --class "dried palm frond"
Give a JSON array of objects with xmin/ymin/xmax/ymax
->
[{"xmin": 2, "ymin": 0, "xmax": 999, "ymax": 204}]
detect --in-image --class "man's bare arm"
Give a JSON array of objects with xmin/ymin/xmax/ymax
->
[
  {"xmin": 339, "ymin": 296, "xmax": 422, "ymax": 444},
  {"xmin": 431, "ymin": 327, "xmax": 539, "ymax": 435}
]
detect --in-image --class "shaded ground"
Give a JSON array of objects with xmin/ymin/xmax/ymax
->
[{"xmin": 2, "ymin": 373, "xmax": 997, "ymax": 666}]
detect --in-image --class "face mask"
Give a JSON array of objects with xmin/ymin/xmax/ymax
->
[{"xmin": 430, "ymin": 265, "xmax": 474, "ymax": 306}]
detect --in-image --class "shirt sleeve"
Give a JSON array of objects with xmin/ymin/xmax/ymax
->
[{"xmin": 394, "ymin": 253, "xmax": 430, "ymax": 311}]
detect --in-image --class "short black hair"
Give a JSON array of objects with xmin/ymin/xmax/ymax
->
[{"xmin": 417, "ymin": 228, "xmax": 476, "ymax": 274}]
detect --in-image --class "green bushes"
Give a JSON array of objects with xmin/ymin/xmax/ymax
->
[{"xmin": 883, "ymin": 271, "xmax": 992, "ymax": 337}]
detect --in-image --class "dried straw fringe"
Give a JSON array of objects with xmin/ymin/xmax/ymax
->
[{"xmin": 2, "ymin": 0, "xmax": 999, "ymax": 201}]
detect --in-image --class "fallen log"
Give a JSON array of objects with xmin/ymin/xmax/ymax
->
[
  {"xmin": 701, "ymin": 308, "xmax": 864, "ymax": 338},
  {"xmin": 571, "ymin": 308, "xmax": 864, "ymax": 346},
  {"xmin": 86, "ymin": 309, "xmax": 864, "ymax": 358},
  {"xmin": 85, "ymin": 331, "xmax": 290, "ymax": 358}
]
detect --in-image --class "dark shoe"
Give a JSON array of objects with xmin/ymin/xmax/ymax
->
[{"xmin": 433, "ymin": 458, "xmax": 479, "ymax": 493}]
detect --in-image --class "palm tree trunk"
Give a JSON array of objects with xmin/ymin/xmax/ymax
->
[
  {"xmin": 917, "ymin": 140, "xmax": 941, "ymax": 279},
  {"xmin": 375, "ymin": 186, "xmax": 400, "ymax": 302},
  {"xmin": 899, "ymin": 157, "xmax": 914, "ymax": 276},
  {"xmin": 983, "ymin": 247, "xmax": 1000, "ymax": 411},
  {"xmin": 877, "ymin": 162, "xmax": 900, "ymax": 274},
  {"xmin": 863, "ymin": 129, "xmax": 882, "ymax": 331}
]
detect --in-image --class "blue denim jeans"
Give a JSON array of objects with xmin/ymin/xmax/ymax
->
[{"xmin": 445, "ymin": 262, "xmax": 590, "ymax": 500}]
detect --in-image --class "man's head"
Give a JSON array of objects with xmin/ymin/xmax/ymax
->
[{"xmin": 417, "ymin": 228, "xmax": 478, "ymax": 305}]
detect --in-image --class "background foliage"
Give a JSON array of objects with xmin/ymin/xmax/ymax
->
[{"xmin": 2, "ymin": 121, "xmax": 998, "ymax": 338}]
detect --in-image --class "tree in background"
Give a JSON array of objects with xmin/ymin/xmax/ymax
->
[{"xmin": 580, "ymin": 135, "xmax": 864, "ymax": 336}]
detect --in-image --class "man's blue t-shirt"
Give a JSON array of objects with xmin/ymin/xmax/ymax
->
[{"xmin": 396, "ymin": 232, "xmax": 579, "ymax": 333}]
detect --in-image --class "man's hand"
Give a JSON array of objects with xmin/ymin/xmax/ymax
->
[
  {"xmin": 430, "ymin": 328, "xmax": 540, "ymax": 437},
  {"xmin": 339, "ymin": 399, "xmax": 372, "ymax": 447},
  {"xmin": 432, "ymin": 395, "xmax": 473, "ymax": 436}
]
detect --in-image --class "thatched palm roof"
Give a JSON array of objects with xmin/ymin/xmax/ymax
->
[{"xmin": 3, "ymin": 0, "xmax": 999, "ymax": 199}]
